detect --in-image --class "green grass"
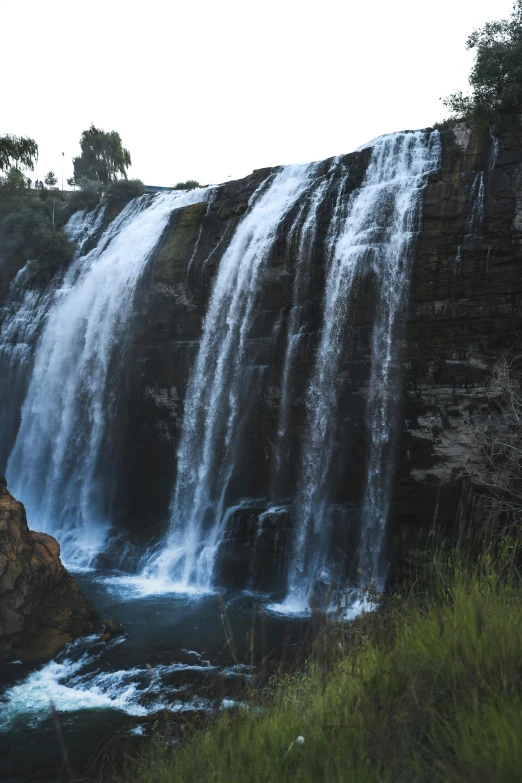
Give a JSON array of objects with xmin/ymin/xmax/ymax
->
[{"xmin": 126, "ymin": 530, "xmax": 522, "ymax": 783}]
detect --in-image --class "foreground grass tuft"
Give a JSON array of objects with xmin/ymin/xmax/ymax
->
[{"xmin": 128, "ymin": 532, "xmax": 522, "ymax": 782}]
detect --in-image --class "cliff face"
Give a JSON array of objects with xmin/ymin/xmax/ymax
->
[
  {"xmin": 109, "ymin": 118, "xmax": 522, "ymax": 583},
  {"xmin": 2, "ymin": 118, "xmax": 521, "ymax": 588},
  {"xmin": 0, "ymin": 477, "xmax": 97, "ymax": 662}
]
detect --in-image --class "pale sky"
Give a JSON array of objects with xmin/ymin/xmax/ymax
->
[{"xmin": 2, "ymin": 0, "xmax": 514, "ymax": 188}]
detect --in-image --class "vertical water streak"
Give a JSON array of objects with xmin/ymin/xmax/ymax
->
[
  {"xmin": 453, "ymin": 244, "xmax": 462, "ymax": 276},
  {"xmin": 465, "ymin": 172, "xmax": 484, "ymax": 236},
  {"xmin": 7, "ymin": 189, "xmax": 209, "ymax": 568},
  {"xmin": 272, "ymin": 163, "xmax": 337, "ymax": 491},
  {"xmin": 284, "ymin": 131, "xmax": 440, "ymax": 610},
  {"xmin": 358, "ymin": 131, "xmax": 441, "ymax": 588},
  {"xmin": 0, "ymin": 208, "xmax": 106, "ymax": 471},
  {"xmin": 148, "ymin": 163, "xmax": 318, "ymax": 591}
]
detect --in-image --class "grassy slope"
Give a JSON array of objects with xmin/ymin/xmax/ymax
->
[{"xmin": 129, "ymin": 534, "xmax": 522, "ymax": 783}]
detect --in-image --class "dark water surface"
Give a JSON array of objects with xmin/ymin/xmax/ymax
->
[{"xmin": 0, "ymin": 572, "xmax": 308, "ymax": 782}]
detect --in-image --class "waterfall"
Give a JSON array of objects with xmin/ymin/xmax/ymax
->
[
  {"xmin": 272, "ymin": 161, "xmax": 338, "ymax": 492},
  {"xmin": 358, "ymin": 131, "xmax": 442, "ymax": 588},
  {"xmin": 0, "ymin": 263, "xmax": 54, "ymax": 469},
  {"xmin": 0, "ymin": 208, "xmax": 105, "ymax": 471},
  {"xmin": 6, "ymin": 189, "xmax": 210, "ymax": 568},
  {"xmin": 281, "ymin": 131, "xmax": 440, "ymax": 612},
  {"xmin": 465, "ymin": 172, "xmax": 484, "ymax": 236},
  {"xmin": 145, "ymin": 163, "xmax": 318, "ymax": 592}
]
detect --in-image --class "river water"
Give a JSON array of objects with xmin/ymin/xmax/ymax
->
[{"xmin": 0, "ymin": 575, "xmax": 307, "ymax": 781}]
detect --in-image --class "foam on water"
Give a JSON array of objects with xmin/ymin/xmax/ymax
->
[
  {"xmin": 97, "ymin": 572, "xmax": 216, "ymax": 599},
  {"xmin": 0, "ymin": 635, "xmax": 226, "ymax": 732}
]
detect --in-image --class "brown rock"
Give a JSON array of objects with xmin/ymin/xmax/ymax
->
[{"xmin": 0, "ymin": 476, "xmax": 97, "ymax": 662}]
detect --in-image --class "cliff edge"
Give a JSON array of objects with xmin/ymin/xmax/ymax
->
[{"xmin": 0, "ymin": 476, "xmax": 97, "ymax": 662}]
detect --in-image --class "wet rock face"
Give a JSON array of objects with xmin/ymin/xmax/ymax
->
[
  {"xmin": 114, "ymin": 118, "xmax": 522, "ymax": 581},
  {"xmin": 2, "ymin": 120, "xmax": 522, "ymax": 587},
  {"xmin": 0, "ymin": 476, "xmax": 97, "ymax": 662}
]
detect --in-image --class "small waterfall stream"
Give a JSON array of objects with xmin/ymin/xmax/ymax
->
[
  {"xmin": 272, "ymin": 161, "xmax": 338, "ymax": 490},
  {"xmin": 465, "ymin": 172, "xmax": 485, "ymax": 237}
]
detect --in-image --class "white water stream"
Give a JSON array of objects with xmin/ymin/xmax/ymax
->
[
  {"xmin": 6, "ymin": 189, "xmax": 210, "ymax": 568},
  {"xmin": 143, "ymin": 164, "xmax": 318, "ymax": 592},
  {"xmin": 277, "ymin": 130, "xmax": 441, "ymax": 613}
]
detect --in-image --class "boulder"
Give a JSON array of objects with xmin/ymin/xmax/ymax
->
[{"xmin": 0, "ymin": 476, "xmax": 97, "ymax": 662}]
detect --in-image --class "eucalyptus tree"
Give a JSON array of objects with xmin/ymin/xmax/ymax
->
[{"xmin": 73, "ymin": 125, "xmax": 132, "ymax": 187}]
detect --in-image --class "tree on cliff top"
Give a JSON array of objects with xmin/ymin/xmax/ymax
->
[
  {"xmin": 444, "ymin": 0, "xmax": 522, "ymax": 118},
  {"xmin": 72, "ymin": 125, "xmax": 131, "ymax": 187},
  {"xmin": 0, "ymin": 134, "xmax": 38, "ymax": 173}
]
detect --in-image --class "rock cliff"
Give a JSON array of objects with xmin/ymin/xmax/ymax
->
[
  {"xmin": 2, "ymin": 117, "xmax": 522, "ymax": 589},
  {"xmin": 112, "ymin": 118, "xmax": 522, "ymax": 583},
  {"xmin": 0, "ymin": 476, "xmax": 97, "ymax": 662}
]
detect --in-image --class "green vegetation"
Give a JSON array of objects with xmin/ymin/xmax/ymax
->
[
  {"xmin": 127, "ymin": 517, "xmax": 522, "ymax": 783},
  {"xmin": 0, "ymin": 169, "xmax": 73, "ymax": 281},
  {"xmin": 44, "ymin": 171, "xmax": 58, "ymax": 188},
  {"xmin": 73, "ymin": 124, "xmax": 131, "ymax": 187},
  {"xmin": 0, "ymin": 134, "xmax": 38, "ymax": 173},
  {"xmin": 443, "ymin": 0, "xmax": 522, "ymax": 123},
  {"xmin": 173, "ymin": 179, "xmax": 201, "ymax": 190},
  {"xmin": 68, "ymin": 178, "xmax": 104, "ymax": 212},
  {"xmin": 106, "ymin": 178, "xmax": 145, "ymax": 204}
]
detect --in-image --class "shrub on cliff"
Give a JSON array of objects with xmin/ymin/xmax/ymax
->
[
  {"xmin": 172, "ymin": 179, "xmax": 200, "ymax": 190},
  {"xmin": 444, "ymin": 0, "xmax": 522, "ymax": 121},
  {"xmin": 68, "ymin": 177, "xmax": 104, "ymax": 212},
  {"xmin": 0, "ymin": 171, "xmax": 73, "ymax": 281},
  {"xmin": 106, "ymin": 178, "xmax": 145, "ymax": 204}
]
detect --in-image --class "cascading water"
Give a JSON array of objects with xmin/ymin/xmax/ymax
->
[
  {"xmin": 0, "ymin": 208, "xmax": 106, "ymax": 471},
  {"xmin": 0, "ymin": 263, "xmax": 54, "ymax": 469},
  {"xmin": 6, "ymin": 189, "xmax": 210, "ymax": 568},
  {"xmin": 271, "ymin": 161, "xmax": 339, "ymax": 491},
  {"xmin": 144, "ymin": 163, "xmax": 318, "ymax": 592},
  {"xmin": 280, "ymin": 130, "xmax": 440, "ymax": 612},
  {"xmin": 465, "ymin": 172, "xmax": 484, "ymax": 236},
  {"xmin": 358, "ymin": 131, "xmax": 441, "ymax": 588}
]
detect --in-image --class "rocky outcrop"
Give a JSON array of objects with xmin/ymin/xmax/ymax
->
[{"xmin": 0, "ymin": 476, "xmax": 97, "ymax": 662}]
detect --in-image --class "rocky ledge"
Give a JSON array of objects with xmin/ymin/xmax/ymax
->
[{"xmin": 0, "ymin": 476, "xmax": 97, "ymax": 662}]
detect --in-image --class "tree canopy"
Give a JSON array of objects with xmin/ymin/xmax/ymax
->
[
  {"xmin": 0, "ymin": 135, "xmax": 38, "ymax": 173},
  {"xmin": 44, "ymin": 171, "xmax": 58, "ymax": 188},
  {"xmin": 73, "ymin": 125, "xmax": 131, "ymax": 187},
  {"xmin": 445, "ymin": 0, "xmax": 522, "ymax": 117}
]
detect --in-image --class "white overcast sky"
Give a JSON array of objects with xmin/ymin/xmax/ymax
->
[{"xmin": 1, "ymin": 0, "xmax": 514, "ymax": 187}]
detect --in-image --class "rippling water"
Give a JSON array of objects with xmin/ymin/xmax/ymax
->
[{"xmin": 0, "ymin": 573, "xmax": 307, "ymax": 780}]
